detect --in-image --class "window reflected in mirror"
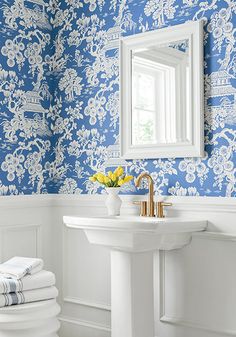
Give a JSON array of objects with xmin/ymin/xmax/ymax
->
[{"xmin": 131, "ymin": 39, "xmax": 190, "ymax": 146}]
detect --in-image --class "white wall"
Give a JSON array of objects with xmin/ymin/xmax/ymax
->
[{"xmin": 1, "ymin": 195, "xmax": 236, "ymax": 337}]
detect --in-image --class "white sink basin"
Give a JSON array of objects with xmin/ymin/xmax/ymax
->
[{"xmin": 64, "ymin": 215, "xmax": 207, "ymax": 251}]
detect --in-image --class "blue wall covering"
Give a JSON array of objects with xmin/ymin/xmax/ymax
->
[
  {"xmin": 0, "ymin": 0, "xmax": 54, "ymax": 194},
  {"xmin": 0, "ymin": 0, "xmax": 236, "ymax": 196}
]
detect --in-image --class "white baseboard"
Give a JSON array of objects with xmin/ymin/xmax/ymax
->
[
  {"xmin": 160, "ymin": 315, "xmax": 236, "ymax": 336},
  {"xmin": 59, "ymin": 315, "xmax": 111, "ymax": 332},
  {"xmin": 63, "ymin": 296, "xmax": 111, "ymax": 311}
]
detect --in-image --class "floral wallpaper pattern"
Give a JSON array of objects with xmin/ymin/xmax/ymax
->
[
  {"xmin": 0, "ymin": 0, "xmax": 236, "ymax": 196},
  {"xmin": 0, "ymin": 0, "xmax": 54, "ymax": 194}
]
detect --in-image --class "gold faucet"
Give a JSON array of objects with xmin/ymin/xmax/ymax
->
[
  {"xmin": 135, "ymin": 173, "xmax": 155, "ymax": 217},
  {"xmin": 157, "ymin": 201, "xmax": 172, "ymax": 218}
]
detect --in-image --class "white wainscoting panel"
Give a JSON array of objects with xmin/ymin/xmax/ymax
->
[
  {"xmin": 0, "ymin": 194, "xmax": 54, "ymax": 271},
  {"xmin": 63, "ymin": 225, "xmax": 111, "ymax": 309},
  {"xmin": 0, "ymin": 194, "xmax": 235, "ymax": 337},
  {"xmin": 0, "ymin": 224, "xmax": 41, "ymax": 262},
  {"xmin": 53, "ymin": 195, "xmax": 236, "ymax": 337},
  {"xmin": 52, "ymin": 197, "xmax": 111, "ymax": 337},
  {"xmin": 159, "ymin": 233, "xmax": 236, "ymax": 336}
]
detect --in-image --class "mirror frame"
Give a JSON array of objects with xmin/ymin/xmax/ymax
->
[{"xmin": 120, "ymin": 20, "xmax": 204, "ymax": 159}]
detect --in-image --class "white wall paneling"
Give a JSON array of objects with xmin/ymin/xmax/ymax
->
[
  {"xmin": 159, "ymin": 232, "xmax": 236, "ymax": 336},
  {"xmin": 55, "ymin": 195, "xmax": 236, "ymax": 337},
  {"xmin": 52, "ymin": 195, "xmax": 111, "ymax": 337},
  {"xmin": 0, "ymin": 223, "xmax": 42, "ymax": 262},
  {"xmin": 0, "ymin": 194, "xmax": 236, "ymax": 337},
  {"xmin": 63, "ymin": 225, "xmax": 111, "ymax": 310},
  {"xmin": 0, "ymin": 195, "xmax": 53, "ymax": 268}
]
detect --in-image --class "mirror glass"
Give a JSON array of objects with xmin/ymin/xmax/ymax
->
[{"xmin": 131, "ymin": 39, "xmax": 190, "ymax": 146}]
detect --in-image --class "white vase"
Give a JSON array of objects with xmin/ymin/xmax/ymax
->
[{"xmin": 105, "ymin": 187, "xmax": 122, "ymax": 216}]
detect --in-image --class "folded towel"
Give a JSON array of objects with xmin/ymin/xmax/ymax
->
[
  {"xmin": 0, "ymin": 270, "xmax": 55, "ymax": 294},
  {"xmin": 0, "ymin": 286, "xmax": 58, "ymax": 307},
  {"xmin": 0, "ymin": 257, "xmax": 44, "ymax": 280}
]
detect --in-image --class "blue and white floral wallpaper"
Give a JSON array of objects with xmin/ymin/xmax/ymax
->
[
  {"xmin": 0, "ymin": 0, "xmax": 54, "ymax": 194},
  {"xmin": 0, "ymin": 0, "xmax": 236, "ymax": 196}
]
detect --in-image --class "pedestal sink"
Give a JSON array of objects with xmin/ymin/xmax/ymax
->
[{"xmin": 63, "ymin": 215, "xmax": 207, "ymax": 337}]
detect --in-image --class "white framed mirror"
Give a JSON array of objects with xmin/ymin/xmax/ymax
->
[{"xmin": 120, "ymin": 20, "xmax": 204, "ymax": 159}]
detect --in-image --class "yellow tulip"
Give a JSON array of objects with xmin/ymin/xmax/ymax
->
[
  {"xmin": 118, "ymin": 179, "xmax": 124, "ymax": 186},
  {"xmin": 104, "ymin": 177, "xmax": 110, "ymax": 184},
  {"xmin": 114, "ymin": 166, "xmax": 124, "ymax": 177},
  {"xmin": 96, "ymin": 172, "xmax": 104, "ymax": 178},
  {"xmin": 89, "ymin": 176, "xmax": 96, "ymax": 182},
  {"xmin": 107, "ymin": 171, "xmax": 113, "ymax": 179},
  {"xmin": 123, "ymin": 175, "xmax": 133, "ymax": 183},
  {"xmin": 110, "ymin": 173, "xmax": 117, "ymax": 182},
  {"xmin": 96, "ymin": 173, "xmax": 105, "ymax": 183}
]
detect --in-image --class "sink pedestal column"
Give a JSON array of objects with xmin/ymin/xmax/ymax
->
[{"xmin": 111, "ymin": 250, "xmax": 155, "ymax": 337}]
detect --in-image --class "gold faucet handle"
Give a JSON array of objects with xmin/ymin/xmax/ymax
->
[
  {"xmin": 156, "ymin": 201, "xmax": 172, "ymax": 218},
  {"xmin": 133, "ymin": 201, "xmax": 148, "ymax": 217},
  {"xmin": 161, "ymin": 202, "xmax": 172, "ymax": 207}
]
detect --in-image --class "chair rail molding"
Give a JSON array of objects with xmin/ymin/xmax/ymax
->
[
  {"xmin": 51, "ymin": 193, "xmax": 236, "ymax": 212},
  {"xmin": 0, "ymin": 194, "xmax": 54, "ymax": 209},
  {"xmin": 0, "ymin": 193, "xmax": 235, "ymax": 212}
]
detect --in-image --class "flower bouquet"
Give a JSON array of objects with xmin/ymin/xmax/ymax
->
[{"xmin": 89, "ymin": 167, "xmax": 133, "ymax": 215}]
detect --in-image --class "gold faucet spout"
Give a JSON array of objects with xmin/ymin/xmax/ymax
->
[{"xmin": 135, "ymin": 173, "xmax": 155, "ymax": 217}]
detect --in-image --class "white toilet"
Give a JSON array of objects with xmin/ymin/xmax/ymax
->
[{"xmin": 0, "ymin": 299, "xmax": 60, "ymax": 337}]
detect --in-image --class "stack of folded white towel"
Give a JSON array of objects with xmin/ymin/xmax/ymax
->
[{"xmin": 0, "ymin": 256, "xmax": 58, "ymax": 307}]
